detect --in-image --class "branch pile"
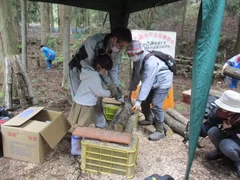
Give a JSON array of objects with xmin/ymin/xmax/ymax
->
[
  {"xmin": 4, "ymin": 55, "xmax": 37, "ymax": 110},
  {"xmin": 176, "ymin": 55, "xmax": 222, "ymax": 79}
]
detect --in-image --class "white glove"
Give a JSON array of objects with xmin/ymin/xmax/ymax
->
[{"xmin": 132, "ymin": 100, "xmax": 141, "ymax": 111}]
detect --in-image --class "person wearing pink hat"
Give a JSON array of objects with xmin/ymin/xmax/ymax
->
[
  {"xmin": 126, "ymin": 40, "xmax": 173, "ymax": 141},
  {"xmin": 206, "ymin": 90, "xmax": 240, "ymax": 177}
]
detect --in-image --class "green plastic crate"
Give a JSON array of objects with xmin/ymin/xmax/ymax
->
[
  {"xmin": 81, "ymin": 136, "xmax": 139, "ymax": 179},
  {"xmin": 103, "ymin": 104, "xmax": 120, "ymax": 120}
]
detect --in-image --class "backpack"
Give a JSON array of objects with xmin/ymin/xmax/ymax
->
[
  {"xmin": 69, "ymin": 40, "xmax": 103, "ymax": 70},
  {"xmin": 143, "ymin": 51, "xmax": 177, "ymax": 75}
]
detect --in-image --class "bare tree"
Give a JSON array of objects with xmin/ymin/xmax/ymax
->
[
  {"xmin": 235, "ymin": 16, "xmax": 240, "ymax": 54},
  {"xmin": 179, "ymin": 0, "xmax": 187, "ymax": 53},
  {"xmin": 50, "ymin": 4, "xmax": 55, "ymax": 32},
  {"xmin": 59, "ymin": 5, "xmax": 65, "ymax": 37},
  {"xmin": 20, "ymin": 0, "xmax": 27, "ymax": 70},
  {"xmin": 40, "ymin": 2, "xmax": 47, "ymax": 45},
  {"xmin": 0, "ymin": 0, "xmax": 19, "ymax": 104},
  {"xmin": 62, "ymin": 6, "xmax": 72, "ymax": 87},
  {"xmin": 46, "ymin": 3, "xmax": 50, "ymax": 33},
  {"xmin": 0, "ymin": 0, "xmax": 18, "ymax": 57}
]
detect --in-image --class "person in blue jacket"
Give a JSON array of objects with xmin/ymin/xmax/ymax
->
[{"xmin": 40, "ymin": 45, "xmax": 56, "ymax": 69}]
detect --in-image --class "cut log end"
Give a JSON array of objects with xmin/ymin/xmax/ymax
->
[{"xmin": 113, "ymin": 124, "xmax": 124, "ymax": 132}]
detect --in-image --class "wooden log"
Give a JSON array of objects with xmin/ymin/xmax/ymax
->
[
  {"xmin": 73, "ymin": 127, "xmax": 132, "ymax": 145},
  {"xmin": 166, "ymin": 108, "xmax": 188, "ymax": 125},
  {"xmin": 223, "ymin": 65, "xmax": 240, "ymax": 80},
  {"xmin": 12, "ymin": 56, "xmax": 28, "ymax": 109},
  {"xmin": 124, "ymin": 112, "xmax": 138, "ymax": 133},
  {"xmin": 111, "ymin": 96, "xmax": 133, "ymax": 132},
  {"xmin": 4, "ymin": 57, "xmax": 13, "ymax": 110},
  {"xmin": 15, "ymin": 55, "xmax": 38, "ymax": 105},
  {"xmin": 176, "ymin": 55, "xmax": 193, "ymax": 60},
  {"xmin": 164, "ymin": 113, "xmax": 186, "ymax": 137},
  {"xmin": 102, "ymin": 98, "xmax": 121, "ymax": 105},
  {"xmin": 214, "ymin": 63, "xmax": 222, "ymax": 70}
]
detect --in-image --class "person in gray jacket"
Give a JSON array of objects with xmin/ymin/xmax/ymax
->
[
  {"xmin": 68, "ymin": 27, "xmax": 132, "ymax": 128},
  {"xmin": 127, "ymin": 40, "xmax": 173, "ymax": 141}
]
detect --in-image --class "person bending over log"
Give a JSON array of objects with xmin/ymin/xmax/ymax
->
[
  {"xmin": 68, "ymin": 27, "xmax": 132, "ymax": 128},
  {"xmin": 68, "ymin": 55, "xmax": 117, "ymax": 155},
  {"xmin": 40, "ymin": 45, "xmax": 56, "ymax": 70},
  {"xmin": 126, "ymin": 40, "xmax": 173, "ymax": 141}
]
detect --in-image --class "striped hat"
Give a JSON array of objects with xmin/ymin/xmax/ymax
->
[{"xmin": 126, "ymin": 40, "xmax": 144, "ymax": 54}]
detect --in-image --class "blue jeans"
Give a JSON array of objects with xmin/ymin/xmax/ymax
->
[
  {"xmin": 46, "ymin": 60, "xmax": 52, "ymax": 69},
  {"xmin": 141, "ymin": 87, "xmax": 170, "ymax": 123},
  {"xmin": 208, "ymin": 127, "xmax": 240, "ymax": 163}
]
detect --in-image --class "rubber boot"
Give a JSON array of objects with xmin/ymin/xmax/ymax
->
[
  {"xmin": 205, "ymin": 150, "xmax": 224, "ymax": 161},
  {"xmin": 138, "ymin": 111, "xmax": 154, "ymax": 126},
  {"xmin": 235, "ymin": 162, "xmax": 240, "ymax": 177},
  {"xmin": 148, "ymin": 122, "xmax": 165, "ymax": 141}
]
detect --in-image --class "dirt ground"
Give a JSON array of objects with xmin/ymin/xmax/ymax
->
[{"xmin": 0, "ymin": 43, "xmax": 240, "ymax": 180}]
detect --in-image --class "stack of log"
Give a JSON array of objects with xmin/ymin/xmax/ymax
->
[
  {"xmin": 4, "ymin": 55, "xmax": 37, "ymax": 110},
  {"xmin": 164, "ymin": 108, "xmax": 188, "ymax": 138},
  {"xmin": 175, "ymin": 55, "xmax": 223, "ymax": 79},
  {"xmin": 106, "ymin": 95, "xmax": 189, "ymax": 139}
]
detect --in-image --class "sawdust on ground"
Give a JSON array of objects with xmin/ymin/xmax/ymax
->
[{"xmin": 0, "ymin": 125, "xmax": 238, "ymax": 180}]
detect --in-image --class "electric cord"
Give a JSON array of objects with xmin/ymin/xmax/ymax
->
[{"xmin": 74, "ymin": 156, "xmax": 82, "ymax": 180}]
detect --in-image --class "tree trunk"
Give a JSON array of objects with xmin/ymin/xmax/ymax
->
[
  {"xmin": 4, "ymin": 57, "xmax": 13, "ymax": 109},
  {"xmin": 59, "ymin": 5, "xmax": 65, "ymax": 37},
  {"xmin": 85, "ymin": 9, "xmax": 89, "ymax": 30},
  {"xmin": 57, "ymin": 4, "xmax": 60, "ymax": 32},
  {"xmin": 0, "ymin": 0, "xmax": 19, "ymax": 56},
  {"xmin": 111, "ymin": 97, "xmax": 133, "ymax": 132},
  {"xmin": 223, "ymin": 65, "xmax": 240, "ymax": 80},
  {"xmin": 0, "ymin": 32, "xmax": 5, "ymax": 74},
  {"xmin": 179, "ymin": 0, "xmax": 187, "ymax": 53},
  {"xmin": 20, "ymin": 0, "xmax": 27, "ymax": 70},
  {"xmin": 166, "ymin": 108, "xmax": 188, "ymax": 125},
  {"xmin": 62, "ymin": 6, "xmax": 71, "ymax": 87},
  {"xmin": 50, "ymin": 4, "xmax": 55, "ymax": 32},
  {"xmin": 0, "ymin": 0, "xmax": 19, "ymax": 104},
  {"xmin": 145, "ymin": 8, "xmax": 152, "ymax": 30},
  {"xmin": 89, "ymin": 10, "xmax": 93, "ymax": 35},
  {"xmin": 39, "ymin": 2, "xmax": 47, "ymax": 45},
  {"xmin": 46, "ymin": 3, "xmax": 50, "ymax": 33},
  {"xmin": 15, "ymin": 55, "xmax": 37, "ymax": 105},
  {"xmin": 164, "ymin": 113, "xmax": 186, "ymax": 137},
  {"xmin": 12, "ymin": 56, "xmax": 28, "ymax": 109},
  {"xmin": 234, "ymin": 16, "xmax": 240, "ymax": 55}
]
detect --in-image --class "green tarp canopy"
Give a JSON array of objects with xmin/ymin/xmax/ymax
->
[{"xmin": 28, "ymin": 0, "xmax": 226, "ymax": 179}]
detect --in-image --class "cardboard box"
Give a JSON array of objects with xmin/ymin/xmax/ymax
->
[{"xmin": 1, "ymin": 107, "xmax": 71, "ymax": 164}]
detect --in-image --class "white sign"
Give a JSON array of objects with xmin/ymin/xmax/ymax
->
[{"xmin": 131, "ymin": 30, "xmax": 177, "ymax": 57}]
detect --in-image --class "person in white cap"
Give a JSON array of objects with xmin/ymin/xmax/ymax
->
[
  {"xmin": 126, "ymin": 40, "xmax": 173, "ymax": 141},
  {"xmin": 206, "ymin": 90, "xmax": 240, "ymax": 177}
]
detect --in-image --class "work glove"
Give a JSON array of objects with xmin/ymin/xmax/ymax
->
[
  {"xmin": 109, "ymin": 85, "xmax": 118, "ymax": 98},
  {"xmin": 221, "ymin": 63, "xmax": 228, "ymax": 76},
  {"xmin": 132, "ymin": 100, "xmax": 141, "ymax": 112},
  {"xmin": 116, "ymin": 86, "xmax": 123, "ymax": 100},
  {"xmin": 125, "ymin": 90, "xmax": 132, "ymax": 99}
]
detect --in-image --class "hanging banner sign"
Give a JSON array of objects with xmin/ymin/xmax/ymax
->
[{"xmin": 131, "ymin": 30, "xmax": 177, "ymax": 57}]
